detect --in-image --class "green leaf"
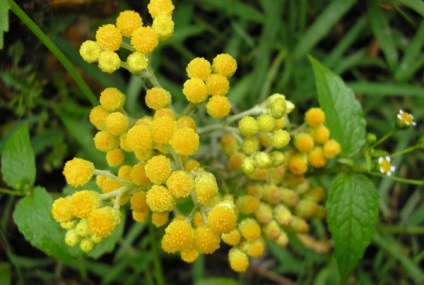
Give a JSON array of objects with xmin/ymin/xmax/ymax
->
[
  {"xmin": 196, "ymin": 277, "xmax": 240, "ymax": 285},
  {"xmin": 0, "ymin": 0, "xmax": 9, "ymax": 50},
  {"xmin": 395, "ymin": 0, "xmax": 424, "ymax": 18},
  {"xmin": 1, "ymin": 123, "xmax": 36, "ymax": 190},
  {"xmin": 309, "ymin": 56, "xmax": 366, "ymax": 157},
  {"xmin": 326, "ymin": 173, "xmax": 379, "ymax": 282},
  {"xmin": 0, "ymin": 262, "xmax": 11, "ymax": 285},
  {"xmin": 13, "ymin": 187, "xmax": 81, "ymax": 262},
  {"xmin": 347, "ymin": 82, "xmax": 424, "ymax": 97}
]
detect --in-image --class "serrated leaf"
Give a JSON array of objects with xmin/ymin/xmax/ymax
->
[
  {"xmin": 1, "ymin": 123, "xmax": 36, "ymax": 190},
  {"xmin": 0, "ymin": 0, "xmax": 10, "ymax": 50},
  {"xmin": 326, "ymin": 173, "xmax": 379, "ymax": 282},
  {"xmin": 309, "ymin": 56, "xmax": 366, "ymax": 157},
  {"xmin": 13, "ymin": 187, "xmax": 81, "ymax": 262}
]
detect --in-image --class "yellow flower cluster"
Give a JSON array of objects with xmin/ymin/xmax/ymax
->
[{"xmin": 183, "ymin": 54, "xmax": 237, "ymax": 119}]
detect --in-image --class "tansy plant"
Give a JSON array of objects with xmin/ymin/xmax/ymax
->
[{"xmin": 2, "ymin": 0, "xmax": 422, "ymax": 284}]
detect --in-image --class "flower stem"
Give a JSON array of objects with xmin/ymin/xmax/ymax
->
[
  {"xmin": 8, "ymin": 0, "xmax": 97, "ymax": 106},
  {"xmin": 148, "ymin": 222, "xmax": 165, "ymax": 285},
  {"xmin": 389, "ymin": 145, "xmax": 419, "ymax": 157},
  {"xmin": 0, "ymin": 188, "xmax": 25, "ymax": 196},
  {"xmin": 366, "ymin": 171, "xmax": 424, "ymax": 186},
  {"xmin": 370, "ymin": 129, "xmax": 395, "ymax": 148}
]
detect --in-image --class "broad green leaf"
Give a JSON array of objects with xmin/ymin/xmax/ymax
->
[
  {"xmin": 0, "ymin": 0, "xmax": 9, "ymax": 50},
  {"xmin": 326, "ymin": 173, "xmax": 379, "ymax": 282},
  {"xmin": 1, "ymin": 123, "xmax": 36, "ymax": 190},
  {"xmin": 309, "ymin": 57, "xmax": 366, "ymax": 157},
  {"xmin": 367, "ymin": 0, "xmax": 398, "ymax": 72},
  {"xmin": 88, "ymin": 209, "xmax": 125, "ymax": 259},
  {"xmin": 0, "ymin": 263, "xmax": 11, "ymax": 285},
  {"xmin": 13, "ymin": 187, "xmax": 81, "ymax": 262},
  {"xmin": 196, "ymin": 277, "xmax": 240, "ymax": 285}
]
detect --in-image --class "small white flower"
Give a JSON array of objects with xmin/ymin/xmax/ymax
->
[
  {"xmin": 378, "ymin": 156, "xmax": 395, "ymax": 176},
  {"xmin": 397, "ymin": 110, "xmax": 416, "ymax": 126}
]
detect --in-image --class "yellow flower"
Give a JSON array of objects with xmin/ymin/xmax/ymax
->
[
  {"xmin": 116, "ymin": 10, "xmax": 142, "ymax": 37},
  {"xmin": 130, "ymin": 190, "xmax": 149, "ymax": 212},
  {"xmin": 75, "ymin": 219, "xmax": 90, "ymax": 237},
  {"xmin": 305, "ymin": 107, "xmax": 325, "ymax": 127},
  {"xmin": 166, "ymin": 170, "xmax": 194, "ymax": 199},
  {"xmin": 169, "ymin": 127, "xmax": 199, "ymax": 156},
  {"xmin": 132, "ymin": 211, "xmax": 149, "ymax": 223},
  {"xmin": 145, "ymin": 87, "xmax": 172, "ymax": 110},
  {"xmin": 241, "ymin": 137, "xmax": 259, "ymax": 155},
  {"xmin": 154, "ymin": 108, "xmax": 176, "ymax": 120},
  {"xmin": 397, "ymin": 110, "xmax": 416, "ymax": 127},
  {"xmin": 65, "ymin": 229, "xmax": 79, "ymax": 246},
  {"xmin": 275, "ymin": 231, "xmax": 289, "ymax": 247},
  {"xmin": 146, "ymin": 185, "xmax": 174, "ymax": 212},
  {"xmin": 106, "ymin": 148, "xmax": 125, "ymax": 167},
  {"xmin": 294, "ymin": 133, "xmax": 314, "ymax": 153},
  {"xmin": 194, "ymin": 225, "xmax": 220, "ymax": 254},
  {"xmin": 228, "ymin": 248, "xmax": 249, "ymax": 272},
  {"xmin": 118, "ymin": 165, "xmax": 132, "ymax": 179},
  {"xmin": 180, "ymin": 246, "xmax": 199, "ymax": 263},
  {"xmin": 147, "ymin": 0, "xmax": 175, "ymax": 18},
  {"xmin": 323, "ymin": 139, "xmax": 341, "ymax": 158},
  {"xmin": 127, "ymin": 52, "xmax": 149, "ymax": 73},
  {"xmin": 100, "ymin": 88, "xmax": 126, "ymax": 111},
  {"xmin": 95, "ymin": 24, "xmax": 122, "ymax": 51},
  {"xmin": 205, "ymin": 74, "xmax": 230, "ymax": 96},
  {"xmin": 228, "ymin": 152, "xmax": 244, "ymax": 171},
  {"xmin": 130, "ymin": 162, "xmax": 150, "ymax": 186},
  {"xmin": 98, "ymin": 51, "xmax": 121, "ymax": 73},
  {"xmin": 182, "ymin": 78, "xmax": 208, "ymax": 103},
  {"xmin": 221, "ymin": 133, "xmax": 239, "ymax": 155},
  {"xmin": 263, "ymin": 220, "xmax": 281, "ymax": 240},
  {"xmin": 163, "ymin": 220, "xmax": 194, "ymax": 252},
  {"xmin": 145, "ymin": 155, "xmax": 172, "ymax": 184},
  {"xmin": 378, "ymin": 156, "xmax": 395, "ymax": 176},
  {"xmin": 222, "ymin": 229, "xmax": 241, "ymax": 246},
  {"xmin": 126, "ymin": 124, "xmax": 153, "ymax": 153},
  {"xmin": 313, "ymin": 124, "xmax": 330, "ymax": 144},
  {"xmin": 238, "ymin": 218, "xmax": 261, "ymax": 242},
  {"xmin": 257, "ymin": 114, "xmax": 275, "ymax": 132},
  {"xmin": 206, "ymin": 96, "xmax": 231, "ymax": 119},
  {"xmin": 194, "ymin": 171, "xmax": 218, "ymax": 205},
  {"xmin": 152, "ymin": 15, "xmax": 174, "ymax": 40},
  {"xmin": 186, "ymin": 57, "xmax": 211, "ymax": 80},
  {"xmin": 88, "ymin": 206, "xmax": 121, "ymax": 238},
  {"xmin": 63, "ymin": 158, "xmax": 95, "ymax": 186},
  {"xmin": 272, "ymin": 130, "xmax": 291, "ymax": 149},
  {"xmin": 69, "ymin": 190, "xmax": 102, "ymax": 218},
  {"xmin": 177, "ymin": 115, "xmax": 197, "ymax": 131},
  {"xmin": 242, "ymin": 238, "xmax": 265, "ymax": 258},
  {"xmin": 212, "ymin": 53, "xmax": 237, "ymax": 78},
  {"xmin": 105, "ymin": 112, "xmax": 129, "ymax": 136},
  {"xmin": 238, "ymin": 116, "xmax": 258, "ymax": 137},
  {"xmin": 52, "ymin": 197, "xmax": 73, "ymax": 223},
  {"xmin": 255, "ymin": 203, "xmax": 273, "ymax": 224},
  {"xmin": 80, "ymin": 238, "xmax": 94, "ymax": 252},
  {"xmin": 308, "ymin": 147, "xmax": 327, "ymax": 168},
  {"xmin": 131, "ymin": 27, "xmax": 159, "ymax": 54},
  {"xmin": 207, "ymin": 205, "xmax": 237, "ymax": 235},
  {"xmin": 89, "ymin": 106, "xmax": 109, "ymax": 130},
  {"xmin": 79, "ymin": 40, "xmax": 102, "ymax": 63},
  {"xmin": 288, "ymin": 154, "xmax": 308, "ymax": 175},
  {"xmin": 290, "ymin": 216, "xmax": 309, "ymax": 234},
  {"xmin": 151, "ymin": 115, "xmax": 176, "ymax": 144},
  {"xmin": 236, "ymin": 195, "xmax": 260, "ymax": 215},
  {"xmin": 93, "ymin": 131, "xmax": 119, "ymax": 152},
  {"xmin": 152, "ymin": 211, "xmax": 169, "ymax": 227}
]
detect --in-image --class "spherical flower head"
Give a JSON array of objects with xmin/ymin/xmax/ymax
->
[
  {"xmin": 295, "ymin": 199, "xmax": 319, "ymax": 219},
  {"xmin": 194, "ymin": 225, "xmax": 220, "ymax": 254},
  {"xmin": 131, "ymin": 27, "xmax": 159, "ymax": 54},
  {"xmin": 100, "ymin": 88, "xmax": 126, "ymax": 111},
  {"xmin": 254, "ymin": 151, "xmax": 272, "ymax": 169},
  {"xmin": 255, "ymin": 203, "xmax": 273, "ymax": 224},
  {"xmin": 294, "ymin": 133, "xmax": 314, "ymax": 153},
  {"xmin": 270, "ymin": 97, "xmax": 287, "ymax": 119},
  {"xmin": 93, "ymin": 131, "xmax": 119, "ymax": 152},
  {"xmin": 206, "ymin": 96, "xmax": 232, "ymax": 119},
  {"xmin": 154, "ymin": 108, "xmax": 176, "ymax": 120},
  {"xmin": 241, "ymin": 156, "xmax": 256, "ymax": 174},
  {"xmin": 145, "ymin": 87, "xmax": 172, "ymax": 110},
  {"xmin": 152, "ymin": 211, "xmax": 169, "ymax": 227},
  {"xmin": 98, "ymin": 50, "xmax": 121, "ymax": 73},
  {"xmin": 69, "ymin": 190, "xmax": 102, "ymax": 218},
  {"xmin": 241, "ymin": 137, "xmax": 259, "ymax": 155},
  {"xmin": 126, "ymin": 124, "xmax": 153, "ymax": 153},
  {"xmin": 182, "ymin": 78, "xmax": 208, "ymax": 104},
  {"xmin": 264, "ymin": 220, "xmax": 281, "ymax": 241},
  {"xmin": 205, "ymin": 74, "xmax": 230, "ymax": 96},
  {"xmin": 80, "ymin": 238, "xmax": 94, "ymax": 252},
  {"xmin": 236, "ymin": 195, "xmax": 260, "ymax": 215},
  {"xmin": 305, "ymin": 107, "xmax": 325, "ymax": 127},
  {"xmin": 290, "ymin": 216, "xmax": 309, "ymax": 234},
  {"xmin": 194, "ymin": 171, "xmax": 218, "ymax": 205},
  {"xmin": 169, "ymin": 127, "xmax": 199, "ymax": 156},
  {"xmin": 221, "ymin": 133, "xmax": 239, "ymax": 155},
  {"xmin": 95, "ymin": 24, "xmax": 122, "ymax": 51},
  {"xmin": 163, "ymin": 220, "xmax": 194, "ymax": 252},
  {"xmin": 151, "ymin": 116, "xmax": 176, "ymax": 144},
  {"xmin": 63, "ymin": 158, "xmax": 95, "ymax": 186},
  {"xmin": 52, "ymin": 197, "xmax": 73, "ymax": 223},
  {"xmin": 270, "ymin": 151, "xmax": 285, "ymax": 166},
  {"xmin": 272, "ymin": 130, "xmax": 290, "ymax": 149},
  {"xmin": 130, "ymin": 163, "xmax": 150, "ymax": 186},
  {"xmin": 133, "ymin": 210, "xmax": 149, "ymax": 223},
  {"xmin": 273, "ymin": 204, "xmax": 292, "ymax": 226},
  {"xmin": 288, "ymin": 154, "xmax": 308, "ymax": 175},
  {"xmin": 308, "ymin": 147, "xmax": 327, "ymax": 168},
  {"xmin": 378, "ymin": 156, "xmax": 395, "ymax": 176},
  {"xmin": 323, "ymin": 139, "xmax": 341, "ymax": 158},
  {"xmin": 228, "ymin": 152, "xmax": 244, "ymax": 171},
  {"xmin": 106, "ymin": 148, "xmax": 125, "ymax": 167},
  {"xmin": 146, "ymin": 185, "xmax": 174, "ymax": 212},
  {"xmin": 118, "ymin": 165, "xmax": 132, "ymax": 180},
  {"xmin": 88, "ymin": 206, "xmax": 121, "ymax": 238},
  {"xmin": 65, "ymin": 229, "xmax": 79, "ymax": 247},
  {"xmin": 257, "ymin": 114, "xmax": 275, "ymax": 132},
  {"xmin": 181, "ymin": 247, "xmax": 199, "ymax": 263},
  {"xmin": 222, "ymin": 229, "xmax": 241, "ymax": 246},
  {"xmin": 177, "ymin": 115, "xmax": 197, "ymax": 131},
  {"xmin": 238, "ymin": 218, "xmax": 261, "ymax": 242},
  {"xmin": 166, "ymin": 170, "xmax": 194, "ymax": 198},
  {"xmin": 89, "ymin": 106, "xmax": 109, "ymax": 130},
  {"xmin": 75, "ymin": 219, "xmax": 90, "ymax": 237},
  {"xmin": 147, "ymin": 0, "xmax": 175, "ymax": 18},
  {"xmin": 207, "ymin": 205, "xmax": 237, "ymax": 235},
  {"xmin": 212, "ymin": 53, "xmax": 237, "ymax": 78},
  {"xmin": 228, "ymin": 248, "xmax": 249, "ymax": 272},
  {"xmin": 127, "ymin": 52, "xmax": 149, "ymax": 73},
  {"xmin": 152, "ymin": 15, "xmax": 174, "ymax": 40},
  {"xmin": 397, "ymin": 110, "xmax": 416, "ymax": 128},
  {"xmin": 186, "ymin": 57, "xmax": 211, "ymax": 80},
  {"xmin": 79, "ymin": 40, "xmax": 102, "ymax": 63},
  {"xmin": 105, "ymin": 112, "xmax": 129, "ymax": 136},
  {"xmin": 313, "ymin": 124, "xmax": 330, "ymax": 144},
  {"xmin": 145, "ymin": 155, "xmax": 172, "ymax": 184},
  {"xmin": 130, "ymin": 190, "xmax": 149, "ymax": 212},
  {"xmin": 238, "ymin": 116, "xmax": 258, "ymax": 137},
  {"xmin": 243, "ymin": 238, "xmax": 265, "ymax": 258},
  {"xmin": 116, "ymin": 10, "xmax": 142, "ymax": 37}
]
